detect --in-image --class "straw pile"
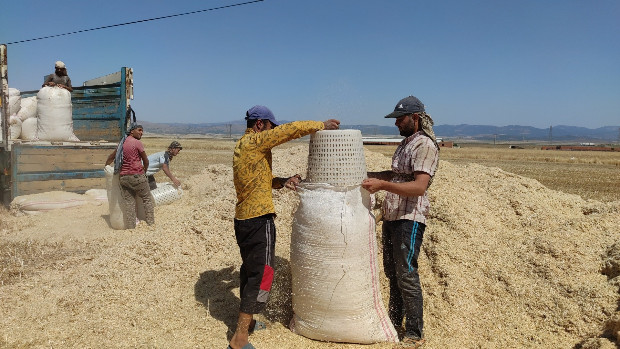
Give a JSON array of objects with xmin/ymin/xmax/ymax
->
[{"xmin": 0, "ymin": 145, "xmax": 618, "ymax": 348}]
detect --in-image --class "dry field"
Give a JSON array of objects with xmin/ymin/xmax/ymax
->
[
  {"xmin": 1, "ymin": 136, "xmax": 619, "ymax": 349},
  {"xmin": 367, "ymin": 144, "xmax": 620, "ymax": 202}
]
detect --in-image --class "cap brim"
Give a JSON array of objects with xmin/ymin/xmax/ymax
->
[{"xmin": 384, "ymin": 111, "xmax": 410, "ymax": 118}]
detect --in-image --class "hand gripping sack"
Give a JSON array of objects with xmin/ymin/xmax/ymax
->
[{"xmin": 290, "ymin": 183, "xmax": 398, "ymax": 344}]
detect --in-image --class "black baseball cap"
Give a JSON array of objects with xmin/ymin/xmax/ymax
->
[{"xmin": 384, "ymin": 96, "xmax": 425, "ymax": 118}]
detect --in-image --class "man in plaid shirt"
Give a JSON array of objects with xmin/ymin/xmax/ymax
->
[{"xmin": 362, "ymin": 95, "xmax": 439, "ymax": 348}]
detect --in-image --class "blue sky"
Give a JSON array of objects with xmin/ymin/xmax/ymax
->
[{"xmin": 1, "ymin": 0, "xmax": 618, "ymax": 128}]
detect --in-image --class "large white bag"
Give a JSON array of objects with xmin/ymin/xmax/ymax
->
[
  {"xmin": 17, "ymin": 96, "xmax": 37, "ymax": 121},
  {"xmin": 290, "ymin": 183, "xmax": 398, "ymax": 344},
  {"xmin": 104, "ymin": 165, "xmax": 125, "ymax": 229},
  {"xmin": 36, "ymin": 86, "xmax": 79, "ymax": 141},
  {"xmin": 20, "ymin": 117, "xmax": 37, "ymax": 140},
  {"xmin": 9, "ymin": 115, "xmax": 21, "ymax": 139},
  {"xmin": 8, "ymin": 88, "xmax": 21, "ymax": 116},
  {"xmin": 11, "ymin": 191, "xmax": 92, "ymax": 215}
]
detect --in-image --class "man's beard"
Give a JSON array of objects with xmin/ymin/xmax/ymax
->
[{"xmin": 399, "ymin": 127, "xmax": 415, "ymax": 137}]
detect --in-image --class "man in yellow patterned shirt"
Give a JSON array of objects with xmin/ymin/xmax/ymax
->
[{"xmin": 229, "ymin": 105, "xmax": 339, "ymax": 349}]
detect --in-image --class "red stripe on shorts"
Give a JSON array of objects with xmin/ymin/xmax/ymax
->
[{"xmin": 260, "ymin": 265, "xmax": 274, "ymax": 291}]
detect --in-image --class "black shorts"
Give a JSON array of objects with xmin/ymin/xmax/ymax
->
[{"xmin": 234, "ymin": 214, "xmax": 276, "ymax": 314}]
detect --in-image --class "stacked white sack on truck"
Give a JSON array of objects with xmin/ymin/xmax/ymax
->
[
  {"xmin": 8, "ymin": 87, "xmax": 21, "ymax": 115},
  {"xmin": 36, "ymin": 86, "xmax": 79, "ymax": 141},
  {"xmin": 1, "ymin": 88, "xmax": 22, "ymax": 140},
  {"xmin": 9, "ymin": 115, "xmax": 21, "ymax": 139},
  {"xmin": 20, "ymin": 117, "xmax": 37, "ymax": 140},
  {"xmin": 290, "ymin": 129, "xmax": 398, "ymax": 344},
  {"xmin": 17, "ymin": 96, "xmax": 37, "ymax": 121}
]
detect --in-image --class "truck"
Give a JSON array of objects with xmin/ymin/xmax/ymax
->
[{"xmin": 0, "ymin": 44, "xmax": 134, "ymax": 206}]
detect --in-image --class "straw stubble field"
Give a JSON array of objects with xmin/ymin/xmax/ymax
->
[{"xmin": 0, "ymin": 136, "xmax": 619, "ymax": 348}]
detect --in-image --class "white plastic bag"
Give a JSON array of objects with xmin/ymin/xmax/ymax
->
[
  {"xmin": 8, "ymin": 88, "xmax": 21, "ymax": 116},
  {"xmin": 11, "ymin": 191, "xmax": 91, "ymax": 214},
  {"xmin": 36, "ymin": 86, "xmax": 79, "ymax": 141},
  {"xmin": 290, "ymin": 183, "xmax": 398, "ymax": 344},
  {"xmin": 9, "ymin": 115, "xmax": 21, "ymax": 139},
  {"xmin": 104, "ymin": 165, "xmax": 125, "ymax": 229},
  {"xmin": 20, "ymin": 117, "xmax": 37, "ymax": 140},
  {"xmin": 17, "ymin": 96, "xmax": 37, "ymax": 121}
]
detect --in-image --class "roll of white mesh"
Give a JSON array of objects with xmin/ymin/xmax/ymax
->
[
  {"xmin": 305, "ymin": 129, "xmax": 367, "ymax": 187},
  {"xmin": 151, "ymin": 183, "xmax": 183, "ymax": 206}
]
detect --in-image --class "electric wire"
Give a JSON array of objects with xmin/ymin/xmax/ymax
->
[{"xmin": 6, "ymin": 0, "xmax": 264, "ymax": 45}]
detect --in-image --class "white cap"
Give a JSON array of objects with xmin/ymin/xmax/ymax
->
[{"xmin": 55, "ymin": 61, "xmax": 66, "ymax": 69}]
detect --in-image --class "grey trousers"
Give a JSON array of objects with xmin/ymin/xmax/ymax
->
[
  {"xmin": 119, "ymin": 174, "xmax": 155, "ymax": 228},
  {"xmin": 382, "ymin": 219, "xmax": 425, "ymax": 340}
]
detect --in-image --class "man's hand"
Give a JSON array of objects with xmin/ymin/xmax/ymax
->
[
  {"xmin": 172, "ymin": 179, "xmax": 181, "ymax": 188},
  {"xmin": 323, "ymin": 119, "xmax": 340, "ymax": 130},
  {"xmin": 284, "ymin": 174, "xmax": 302, "ymax": 190},
  {"xmin": 361, "ymin": 178, "xmax": 384, "ymax": 194}
]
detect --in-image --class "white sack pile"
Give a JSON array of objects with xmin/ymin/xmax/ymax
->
[{"xmin": 17, "ymin": 96, "xmax": 37, "ymax": 121}]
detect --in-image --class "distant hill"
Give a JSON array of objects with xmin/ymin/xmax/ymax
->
[{"xmin": 139, "ymin": 120, "xmax": 620, "ymax": 142}]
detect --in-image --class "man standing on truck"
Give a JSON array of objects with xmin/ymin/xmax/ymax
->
[
  {"xmin": 42, "ymin": 61, "xmax": 73, "ymax": 92},
  {"xmin": 228, "ymin": 105, "xmax": 340, "ymax": 349},
  {"xmin": 105, "ymin": 123, "xmax": 155, "ymax": 228},
  {"xmin": 145, "ymin": 141, "xmax": 182, "ymax": 190}
]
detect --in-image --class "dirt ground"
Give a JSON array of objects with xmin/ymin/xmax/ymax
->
[{"xmin": 1, "ymin": 143, "xmax": 619, "ymax": 349}]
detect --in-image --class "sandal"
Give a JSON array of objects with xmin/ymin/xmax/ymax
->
[{"xmin": 248, "ymin": 320, "xmax": 266, "ymax": 334}]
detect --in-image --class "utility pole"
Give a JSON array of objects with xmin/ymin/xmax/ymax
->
[
  {"xmin": 548, "ymin": 126, "xmax": 552, "ymax": 144},
  {"xmin": 227, "ymin": 124, "xmax": 232, "ymax": 138},
  {"xmin": 493, "ymin": 134, "xmax": 497, "ymax": 145}
]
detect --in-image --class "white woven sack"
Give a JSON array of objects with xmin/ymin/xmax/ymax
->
[
  {"xmin": 85, "ymin": 188, "xmax": 108, "ymax": 202},
  {"xmin": 11, "ymin": 191, "xmax": 91, "ymax": 214},
  {"xmin": 290, "ymin": 183, "xmax": 398, "ymax": 344},
  {"xmin": 17, "ymin": 96, "xmax": 37, "ymax": 121},
  {"xmin": 36, "ymin": 86, "xmax": 79, "ymax": 141},
  {"xmin": 104, "ymin": 165, "xmax": 125, "ymax": 229},
  {"xmin": 9, "ymin": 115, "xmax": 21, "ymax": 139},
  {"xmin": 20, "ymin": 117, "xmax": 37, "ymax": 140},
  {"xmin": 8, "ymin": 88, "xmax": 21, "ymax": 116}
]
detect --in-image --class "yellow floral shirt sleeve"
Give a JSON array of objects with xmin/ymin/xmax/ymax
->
[{"xmin": 233, "ymin": 120, "xmax": 324, "ymax": 220}]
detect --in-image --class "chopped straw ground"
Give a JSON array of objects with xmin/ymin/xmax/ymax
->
[{"xmin": 0, "ymin": 145, "xmax": 618, "ymax": 348}]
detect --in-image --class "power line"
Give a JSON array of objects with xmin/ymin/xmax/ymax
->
[{"xmin": 6, "ymin": 0, "xmax": 264, "ymax": 45}]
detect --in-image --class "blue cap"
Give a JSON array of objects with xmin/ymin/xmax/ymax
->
[
  {"xmin": 245, "ymin": 105, "xmax": 279, "ymax": 126},
  {"xmin": 384, "ymin": 96, "xmax": 425, "ymax": 118}
]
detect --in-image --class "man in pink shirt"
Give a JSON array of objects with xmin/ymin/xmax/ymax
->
[{"xmin": 106, "ymin": 123, "xmax": 155, "ymax": 228}]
